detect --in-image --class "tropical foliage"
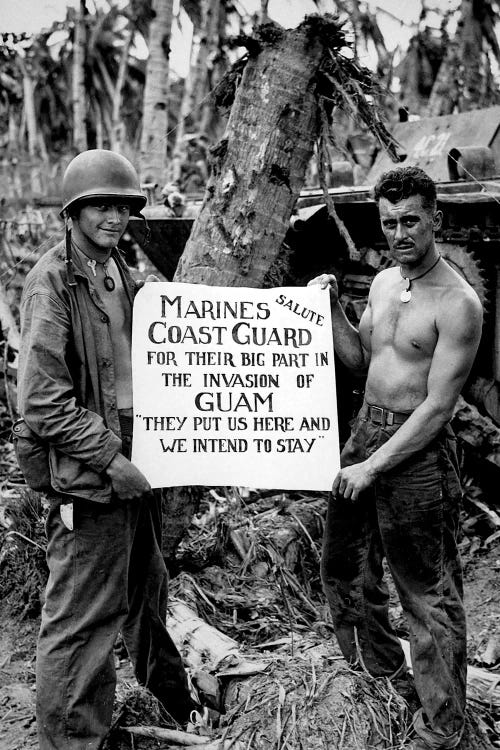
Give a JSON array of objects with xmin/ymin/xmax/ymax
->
[{"xmin": 0, "ymin": 0, "xmax": 499, "ymax": 195}]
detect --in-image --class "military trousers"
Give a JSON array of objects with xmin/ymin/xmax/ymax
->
[
  {"xmin": 321, "ymin": 402, "xmax": 466, "ymax": 748},
  {"xmin": 36, "ymin": 491, "xmax": 193, "ymax": 750}
]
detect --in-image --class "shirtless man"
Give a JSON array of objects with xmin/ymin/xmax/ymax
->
[{"xmin": 310, "ymin": 166, "xmax": 483, "ymax": 750}]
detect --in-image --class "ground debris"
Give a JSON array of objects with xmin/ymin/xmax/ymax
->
[
  {"xmin": 221, "ymin": 654, "xmax": 412, "ymax": 750},
  {"xmin": 167, "ymin": 487, "xmax": 500, "ymax": 747},
  {"xmin": 0, "ymin": 476, "xmax": 499, "ymax": 747},
  {"xmin": 0, "ymin": 615, "xmax": 38, "ymax": 750},
  {"xmin": 0, "ymin": 482, "xmax": 47, "ymax": 619},
  {"xmin": 105, "ymin": 686, "xmax": 169, "ymax": 749},
  {"xmin": 171, "ymin": 490, "xmax": 328, "ymax": 647}
]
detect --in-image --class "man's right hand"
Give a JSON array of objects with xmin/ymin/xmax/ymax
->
[
  {"xmin": 307, "ymin": 273, "xmax": 339, "ymax": 305},
  {"xmin": 105, "ymin": 453, "xmax": 151, "ymax": 500}
]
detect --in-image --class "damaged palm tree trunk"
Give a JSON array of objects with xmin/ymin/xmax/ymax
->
[
  {"xmin": 174, "ymin": 15, "xmax": 396, "ymax": 289},
  {"xmin": 174, "ymin": 22, "xmax": 322, "ymax": 288},
  {"xmin": 175, "ymin": 21, "xmax": 323, "ymax": 287}
]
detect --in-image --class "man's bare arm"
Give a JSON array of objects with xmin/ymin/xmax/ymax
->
[
  {"xmin": 308, "ymin": 273, "xmax": 371, "ymax": 371},
  {"xmin": 334, "ymin": 290, "xmax": 483, "ymax": 500}
]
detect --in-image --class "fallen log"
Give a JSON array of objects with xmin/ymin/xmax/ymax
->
[
  {"xmin": 168, "ymin": 599, "xmax": 500, "ymax": 711},
  {"xmin": 121, "ymin": 726, "xmax": 239, "ymax": 749},
  {"xmin": 122, "ymin": 726, "xmax": 213, "ymax": 745},
  {"xmin": 167, "ymin": 600, "xmax": 268, "ymax": 677},
  {"xmin": 166, "ymin": 601, "xmax": 496, "ymax": 749}
]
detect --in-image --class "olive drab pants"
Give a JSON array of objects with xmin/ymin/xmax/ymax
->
[
  {"xmin": 321, "ymin": 403, "xmax": 466, "ymax": 749},
  {"xmin": 36, "ymin": 490, "xmax": 194, "ymax": 750}
]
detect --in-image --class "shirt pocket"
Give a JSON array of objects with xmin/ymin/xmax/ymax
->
[{"xmin": 48, "ymin": 448, "xmax": 110, "ymax": 496}]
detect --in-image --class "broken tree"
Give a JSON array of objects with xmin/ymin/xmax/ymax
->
[{"xmin": 173, "ymin": 14, "xmax": 396, "ymax": 289}]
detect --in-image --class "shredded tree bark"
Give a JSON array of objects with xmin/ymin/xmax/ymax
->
[{"xmin": 174, "ymin": 14, "xmax": 398, "ymax": 289}]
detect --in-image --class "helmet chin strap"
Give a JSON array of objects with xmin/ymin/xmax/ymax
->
[{"xmin": 64, "ymin": 216, "xmax": 77, "ymax": 287}]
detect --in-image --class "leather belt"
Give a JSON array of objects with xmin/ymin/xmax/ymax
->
[{"xmin": 366, "ymin": 404, "xmax": 411, "ymax": 427}]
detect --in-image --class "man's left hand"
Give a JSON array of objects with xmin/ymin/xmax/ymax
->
[{"xmin": 332, "ymin": 461, "xmax": 377, "ymax": 502}]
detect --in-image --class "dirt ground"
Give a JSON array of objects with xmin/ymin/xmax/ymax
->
[
  {"xmin": 463, "ymin": 544, "xmax": 500, "ymax": 665},
  {"xmin": 0, "ymin": 539, "xmax": 498, "ymax": 750}
]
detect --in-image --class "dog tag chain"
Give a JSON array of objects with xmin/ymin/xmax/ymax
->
[
  {"xmin": 102, "ymin": 260, "xmax": 116, "ymax": 291},
  {"xmin": 86, "ymin": 257, "xmax": 115, "ymax": 291},
  {"xmin": 399, "ymin": 254, "xmax": 441, "ymax": 303}
]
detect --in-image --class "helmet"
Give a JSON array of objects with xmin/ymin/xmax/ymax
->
[{"xmin": 61, "ymin": 149, "xmax": 147, "ymax": 217}]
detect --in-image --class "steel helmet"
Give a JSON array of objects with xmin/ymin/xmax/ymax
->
[{"xmin": 61, "ymin": 149, "xmax": 147, "ymax": 217}]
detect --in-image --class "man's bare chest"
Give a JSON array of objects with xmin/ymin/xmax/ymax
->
[{"xmin": 369, "ymin": 292, "xmax": 438, "ymax": 357}]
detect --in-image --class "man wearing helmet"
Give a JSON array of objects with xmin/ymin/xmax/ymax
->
[{"xmin": 17, "ymin": 150, "xmax": 197, "ymax": 749}]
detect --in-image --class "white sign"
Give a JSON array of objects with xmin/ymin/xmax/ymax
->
[{"xmin": 131, "ymin": 283, "xmax": 340, "ymax": 490}]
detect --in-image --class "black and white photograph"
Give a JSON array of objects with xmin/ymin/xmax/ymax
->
[{"xmin": 0, "ymin": 1, "xmax": 499, "ymax": 748}]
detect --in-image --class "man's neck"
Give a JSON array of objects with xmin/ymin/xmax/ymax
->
[
  {"xmin": 71, "ymin": 228, "xmax": 114, "ymax": 263},
  {"xmin": 400, "ymin": 245, "xmax": 438, "ymax": 279}
]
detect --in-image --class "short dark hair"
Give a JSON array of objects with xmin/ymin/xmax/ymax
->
[{"xmin": 373, "ymin": 166, "xmax": 437, "ymax": 211}]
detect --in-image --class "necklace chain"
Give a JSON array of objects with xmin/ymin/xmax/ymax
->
[
  {"xmin": 399, "ymin": 254, "xmax": 441, "ymax": 303},
  {"xmin": 72, "ymin": 241, "xmax": 116, "ymax": 291},
  {"xmin": 72, "ymin": 238, "xmax": 112, "ymax": 265},
  {"xmin": 400, "ymin": 254, "xmax": 441, "ymax": 289}
]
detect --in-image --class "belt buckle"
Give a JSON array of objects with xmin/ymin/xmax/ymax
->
[{"xmin": 370, "ymin": 405, "xmax": 384, "ymax": 425}]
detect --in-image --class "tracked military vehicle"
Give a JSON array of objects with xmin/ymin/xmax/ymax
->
[{"xmin": 128, "ymin": 106, "xmax": 500, "ymax": 427}]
